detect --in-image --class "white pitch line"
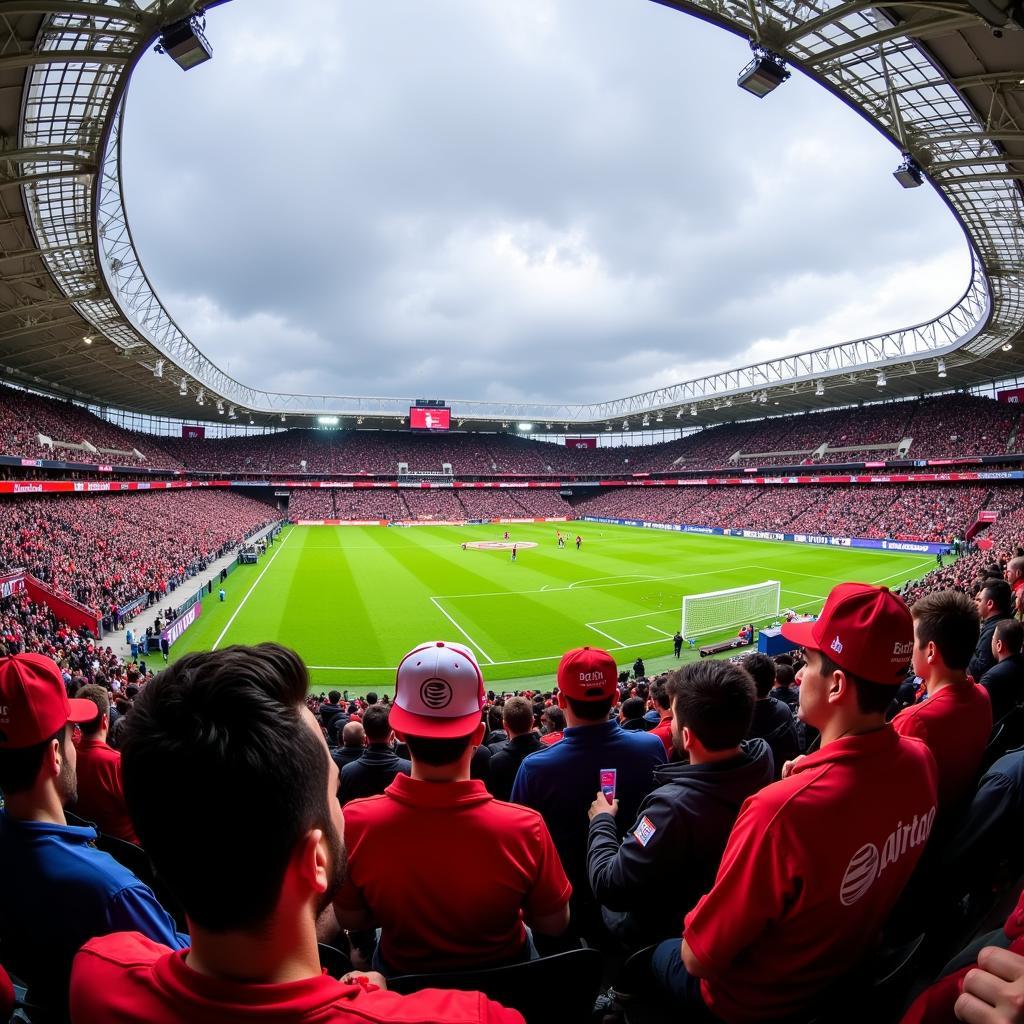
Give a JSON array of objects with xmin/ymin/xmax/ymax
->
[
  {"xmin": 212, "ymin": 530, "xmax": 293, "ymax": 651},
  {"xmin": 646, "ymin": 625, "xmax": 674, "ymax": 637},
  {"xmin": 429, "ymin": 596, "xmax": 495, "ymax": 664},
  {"xmin": 568, "ymin": 573, "xmax": 659, "ymax": 590},
  {"xmin": 585, "ymin": 622, "xmax": 627, "ymax": 647}
]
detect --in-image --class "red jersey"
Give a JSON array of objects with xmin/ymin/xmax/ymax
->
[
  {"xmin": 684, "ymin": 727, "xmax": 938, "ymax": 1024},
  {"xmin": 70, "ymin": 932, "xmax": 522, "ymax": 1023},
  {"xmin": 336, "ymin": 775, "xmax": 570, "ymax": 974},
  {"xmin": 74, "ymin": 738, "xmax": 139, "ymax": 845},
  {"xmin": 650, "ymin": 713, "xmax": 674, "ymax": 757},
  {"xmin": 891, "ymin": 681, "xmax": 992, "ymax": 811}
]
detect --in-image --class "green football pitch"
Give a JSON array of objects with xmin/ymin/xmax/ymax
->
[{"xmin": 170, "ymin": 523, "xmax": 936, "ymax": 693}]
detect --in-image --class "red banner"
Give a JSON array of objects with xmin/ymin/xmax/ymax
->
[
  {"xmin": 565, "ymin": 437, "xmax": 597, "ymax": 449},
  {"xmin": 998, "ymin": 388, "xmax": 1024, "ymax": 405},
  {"xmin": 182, "ymin": 425, "xmax": 206, "ymax": 439},
  {"xmin": 22, "ymin": 574, "xmax": 101, "ymax": 636}
]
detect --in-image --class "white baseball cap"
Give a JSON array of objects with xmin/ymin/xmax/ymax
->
[{"xmin": 389, "ymin": 641, "xmax": 485, "ymax": 739}]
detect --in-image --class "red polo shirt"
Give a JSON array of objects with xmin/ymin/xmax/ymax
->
[
  {"xmin": 891, "ymin": 681, "xmax": 992, "ymax": 812},
  {"xmin": 683, "ymin": 727, "xmax": 938, "ymax": 1024},
  {"xmin": 651, "ymin": 712, "xmax": 673, "ymax": 757},
  {"xmin": 70, "ymin": 932, "xmax": 523, "ymax": 1023},
  {"xmin": 336, "ymin": 775, "xmax": 570, "ymax": 974},
  {"xmin": 74, "ymin": 738, "xmax": 139, "ymax": 845}
]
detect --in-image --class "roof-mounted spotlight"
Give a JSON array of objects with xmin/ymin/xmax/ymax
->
[
  {"xmin": 545, "ymin": 423, "xmax": 553, "ymax": 430},
  {"xmin": 655, "ymin": 411, "xmax": 664, "ymax": 423},
  {"xmin": 690, "ymin": 406, "xmax": 697, "ymax": 416},
  {"xmin": 815, "ymin": 380, "xmax": 825, "ymax": 396},
  {"xmin": 518, "ymin": 422, "xmax": 532, "ymax": 431},
  {"xmin": 641, "ymin": 415, "xmax": 650, "ymax": 427},
  {"xmin": 82, "ymin": 335, "xmax": 93, "ymax": 345},
  {"xmin": 893, "ymin": 153, "xmax": 924, "ymax": 189},
  {"xmin": 760, "ymin": 392, "xmax": 768, "ymax": 404},
  {"xmin": 249, "ymin": 418, "xmax": 255, "ymax": 425},
  {"xmin": 178, "ymin": 378, "xmax": 187, "ymax": 397},
  {"xmin": 1003, "ymin": 342, "xmax": 1014, "ymax": 351},
  {"xmin": 937, "ymin": 358, "xmax": 947, "ymax": 378},
  {"xmin": 622, "ymin": 420, "xmax": 629, "ymax": 430},
  {"xmin": 216, "ymin": 400, "xmax": 224, "ymax": 415},
  {"xmin": 737, "ymin": 44, "xmax": 791, "ymax": 98},
  {"xmin": 228, "ymin": 405, "xmax": 236, "ymax": 419},
  {"xmin": 153, "ymin": 359, "xmax": 164, "ymax": 378},
  {"xmin": 606, "ymin": 423, "xmax": 614, "ymax": 431},
  {"xmin": 877, "ymin": 370, "xmax": 887, "ymax": 387},
  {"xmin": 156, "ymin": 15, "xmax": 213, "ymax": 71},
  {"xmin": 281, "ymin": 414, "xmax": 286, "ymax": 422},
  {"xmin": 196, "ymin": 388, "xmax": 205, "ymax": 406}
]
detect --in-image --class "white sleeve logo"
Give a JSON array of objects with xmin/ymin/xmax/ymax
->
[{"xmin": 632, "ymin": 816, "xmax": 657, "ymax": 847}]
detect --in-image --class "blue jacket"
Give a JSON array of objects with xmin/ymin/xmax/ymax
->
[
  {"xmin": 587, "ymin": 738, "xmax": 774, "ymax": 946},
  {"xmin": 0, "ymin": 813, "xmax": 187, "ymax": 1015},
  {"xmin": 511, "ymin": 719, "xmax": 665, "ymax": 896}
]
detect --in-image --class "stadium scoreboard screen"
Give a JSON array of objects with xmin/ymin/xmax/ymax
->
[{"xmin": 409, "ymin": 406, "xmax": 451, "ymax": 431}]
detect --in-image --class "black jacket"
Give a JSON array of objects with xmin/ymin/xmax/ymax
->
[
  {"xmin": 980, "ymin": 654, "xmax": 1024, "ymax": 723},
  {"xmin": 587, "ymin": 738, "xmax": 774, "ymax": 947},
  {"xmin": 968, "ymin": 615, "xmax": 1001, "ymax": 683},
  {"xmin": 772, "ymin": 685, "xmax": 799, "ymax": 711},
  {"xmin": 747, "ymin": 697, "xmax": 800, "ymax": 779},
  {"xmin": 488, "ymin": 732, "xmax": 544, "ymax": 802},
  {"xmin": 331, "ymin": 745, "xmax": 365, "ymax": 773},
  {"xmin": 338, "ymin": 745, "xmax": 411, "ymax": 805}
]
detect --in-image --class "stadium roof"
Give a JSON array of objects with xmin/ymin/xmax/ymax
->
[{"xmin": 0, "ymin": 0, "xmax": 1021, "ymax": 434}]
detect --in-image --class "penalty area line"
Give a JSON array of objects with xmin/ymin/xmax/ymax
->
[
  {"xmin": 212, "ymin": 530, "xmax": 294, "ymax": 651},
  {"xmin": 429, "ymin": 596, "xmax": 495, "ymax": 665},
  {"xmin": 646, "ymin": 625, "xmax": 674, "ymax": 637}
]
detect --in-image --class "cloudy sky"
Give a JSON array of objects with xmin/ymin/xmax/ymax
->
[{"xmin": 121, "ymin": 0, "xmax": 969, "ymax": 406}]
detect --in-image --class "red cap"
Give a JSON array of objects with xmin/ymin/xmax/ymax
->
[
  {"xmin": 557, "ymin": 647, "xmax": 618, "ymax": 701},
  {"xmin": 0, "ymin": 653, "xmax": 98, "ymax": 749},
  {"xmin": 781, "ymin": 583, "xmax": 914, "ymax": 686},
  {"xmin": 390, "ymin": 641, "xmax": 485, "ymax": 739}
]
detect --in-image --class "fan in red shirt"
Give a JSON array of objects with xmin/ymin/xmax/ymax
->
[
  {"xmin": 70, "ymin": 643, "xmax": 522, "ymax": 1024},
  {"xmin": 648, "ymin": 679, "xmax": 674, "ymax": 758},
  {"xmin": 72, "ymin": 684, "xmax": 139, "ymax": 845},
  {"xmin": 648, "ymin": 583, "xmax": 938, "ymax": 1024},
  {"xmin": 891, "ymin": 590, "xmax": 992, "ymax": 817},
  {"xmin": 335, "ymin": 641, "xmax": 571, "ymax": 976}
]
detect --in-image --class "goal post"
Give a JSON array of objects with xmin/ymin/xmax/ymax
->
[{"xmin": 681, "ymin": 580, "xmax": 781, "ymax": 640}]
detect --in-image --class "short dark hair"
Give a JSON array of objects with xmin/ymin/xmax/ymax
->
[
  {"xmin": 774, "ymin": 663, "xmax": 795, "ymax": 688},
  {"xmin": 995, "ymin": 618, "xmax": 1024, "ymax": 656},
  {"xmin": 121, "ymin": 643, "xmax": 333, "ymax": 933},
  {"xmin": 327, "ymin": 690, "xmax": 341, "ymax": 705},
  {"xmin": 76, "ymin": 684, "xmax": 109, "ymax": 736},
  {"xmin": 980, "ymin": 579, "xmax": 1013, "ymax": 618},
  {"xmin": 566, "ymin": 695, "xmax": 615, "ymax": 721},
  {"xmin": 0, "ymin": 726, "xmax": 64, "ymax": 795},
  {"xmin": 816, "ymin": 652, "xmax": 894, "ymax": 715},
  {"xmin": 541, "ymin": 706, "xmax": 565, "ymax": 732},
  {"xmin": 403, "ymin": 732, "xmax": 476, "ymax": 767},
  {"xmin": 650, "ymin": 678, "xmax": 671, "ymax": 711},
  {"xmin": 742, "ymin": 652, "xmax": 776, "ymax": 699},
  {"xmin": 912, "ymin": 591, "xmax": 979, "ymax": 671},
  {"xmin": 502, "ymin": 697, "xmax": 533, "ymax": 735},
  {"xmin": 621, "ymin": 696, "xmax": 646, "ymax": 721},
  {"xmin": 365, "ymin": 692, "xmax": 378, "ymax": 705},
  {"xmin": 668, "ymin": 662, "xmax": 755, "ymax": 751},
  {"xmin": 361, "ymin": 704, "xmax": 392, "ymax": 743}
]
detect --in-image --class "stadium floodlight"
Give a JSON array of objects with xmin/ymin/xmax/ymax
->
[
  {"xmin": 606, "ymin": 423, "xmax": 613, "ymax": 431},
  {"xmin": 893, "ymin": 154, "xmax": 924, "ymax": 189},
  {"xmin": 216, "ymin": 400, "xmax": 224, "ymax": 414},
  {"xmin": 249, "ymin": 418, "xmax": 255, "ymax": 425},
  {"xmin": 518, "ymin": 422, "xmax": 532, "ymax": 431},
  {"xmin": 622, "ymin": 420, "xmax": 629, "ymax": 430},
  {"xmin": 1003, "ymin": 342, "xmax": 1014, "ymax": 351},
  {"xmin": 877, "ymin": 370, "xmax": 887, "ymax": 387},
  {"xmin": 153, "ymin": 359, "xmax": 164, "ymax": 378},
  {"xmin": 682, "ymin": 580, "xmax": 781, "ymax": 639},
  {"xmin": 690, "ymin": 406, "xmax": 697, "ymax": 416},
  {"xmin": 760, "ymin": 392, "xmax": 768, "ymax": 404},
  {"xmin": 228, "ymin": 405, "xmax": 236, "ymax": 419},
  {"xmin": 546, "ymin": 423, "xmax": 553, "ymax": 430},
  {"xmin": 737, "ymin": 45, "xmax": 791, "ymax": 98},
  {"xmin": 156, "ymin": 15, "xmax": 213, "ymax": 71},
  {"xmin": 656, "ymin": 412, "xmax": 663, "ymax": 422},
  {"xmin": 937, "ymin": 358, "xmax": 947, "ymax": 378},
  {"xmin": 178, "ymin": 378, "xmax": 187, "ymax": 396},
  {"xmin": 318, "ymin": 415, "xmax": 339, "ymax": 426},
  {"xmin": 82, "ymin": 335, "xmax": 93, "ymax": 345},
  {"xmin": 195, "ymin": 388, "xmax": 205, "ymax": 406},
  {"xmin": 815, "ymin": 380, "xmax": 825, "ymax": 396},
  {"xmin": 280, "ymin": 414, "xmax": 286, "ymax": 422}
]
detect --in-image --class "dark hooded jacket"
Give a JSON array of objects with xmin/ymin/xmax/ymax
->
[{"xmin": 586, "ymin": 738, "xmax": 774, "ymax": 946}]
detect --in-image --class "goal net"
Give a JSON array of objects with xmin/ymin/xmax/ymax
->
[{"xmin": 681, "ymin": 580, "xmax": 781, "ymax": 640}]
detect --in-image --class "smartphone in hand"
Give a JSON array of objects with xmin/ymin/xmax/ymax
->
[{"xmin": 600, "ymin": 768, "xmax": 617, "ymax": 801}]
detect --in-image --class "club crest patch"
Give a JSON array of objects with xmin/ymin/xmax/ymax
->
[{"xmin": 632, "ymin": 816, "xmax": 657, "ymax": 847}]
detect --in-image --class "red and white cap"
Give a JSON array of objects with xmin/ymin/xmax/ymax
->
[
  {"xmin": 390, "ymin": 641, "xmax": 485, "ymax": 739},
  {"xmin": 556, "ymin": 646, "xmax": 618, "ymax": 701},
  {"xmin": 0, "ymin": 653, "xmax": 98, "ymax": 750},
  {"xmin": 781, "ymin": 582, "xmax": 914, "ymax": 686}
]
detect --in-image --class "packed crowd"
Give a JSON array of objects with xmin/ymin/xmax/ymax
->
[
  {"xmin": 2, "ymin": 382, "xmax": 1022, "ymax": 476},
  {"xmin": 0, "ymin": 491, "xmax": 278, "ymax": 619},
  {"xmin": 4, "ymin": 556, "xmax": 1024, "ymax": 1023}
]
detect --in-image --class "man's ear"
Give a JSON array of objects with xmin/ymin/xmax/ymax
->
[
  {"xmin": 828, "ymin": 668, "xmax": 848, "ymax": 704},
  {"xmin": 472, "ymin": 721, "xmax": 486, "ymax": 746},
  {"xmin": 295, "ymin": 828, "xmax": 330, "ymax": 896}
]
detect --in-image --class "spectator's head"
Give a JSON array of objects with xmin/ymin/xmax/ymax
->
[
  {"xmin": 555, "ymin": 647, "xmax": 618, "ymax": 725},
  {"xmin": 993, "ymin": 618, "xmax": 1024, "ymax": 663},
  {"xmin": 120, "ymin": 643, "xmax": 345, "ymax": 936},
  {"xmin": 502, "ymin": 696, "xmax": 534, "ymax": 739},
  {"xmin": 620, "ymin": 696, "xmax": 646, "ymax": 724},
  {"xmin": 667, "ymin": 661, "xmax": 755, "ymax": 761},
  {"xmin": 783, "ymin": 583, "xmax": 915, "ymax": 732},
  {"xmin": 365, "ymin": 692, "xmax": 378, "ymax": 706},
  {"xmin": 742, "ymin": 652, "xmax": 777, "ymax": 699},
  {"xmin": 773, "ymin": 663, "xmax": 796, "ymax": 690},
  {"xmin": 540, "ymin": 705, "xmax": 565, "ymax": 735},
  {"xmin": 0, "ymin": 653, "xmax": 97, "ymax": 812},
  {"xmin": 1006, "ymin": 557, "xmax": 1024, "ymax": 587},
  {"xmin": 650, "ymin": 678, "xmax": 671, "ymax": 712},
  {"xmin": 341, "ymin": 721, "xmax": 365, "ymax": 749},
  {"xmin": 361, "ymin": 704, "xmax": 393, "ymax": 745},
  {"xmin": 327, "ymin": 689, "xmax": 341, "ymax": 706},
  {"xmin": 390, "ymin": 641, "xmax": 486, "ymax": 775},
  {"xmin": 977, "ymin": 578, "xmax": 1013, "ymax": 621},
  {"xmin": 912, "ymin": 590, "xmax": 980, "ymax": 680},
  {"xmin": 75, "ymin": 683, "xmax": 110, "ymax": 738}
]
